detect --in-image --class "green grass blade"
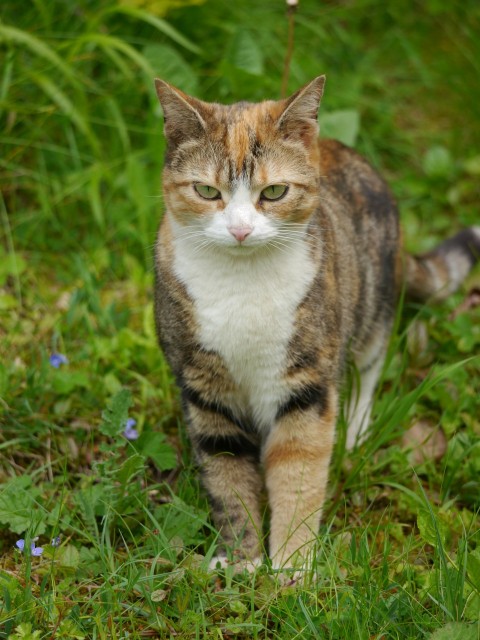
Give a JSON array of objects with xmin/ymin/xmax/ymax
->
[
  {"xmin": 77, "ymin": 33, "xmax": 155, "ymax": 78},
  {"xmin": 28, "ymin": 72, "xmax": 100, "ymax": 154},
  {"xmin": 100, "ymin": 5, "xmax": 202, "ymax": 55},
  {"xmin": 0, "ymin": 23, "xmax": 79, "ymax": 87},
  {"xmin": 340, "ymin": 358, "xmax": 477, "ymax": 494}
]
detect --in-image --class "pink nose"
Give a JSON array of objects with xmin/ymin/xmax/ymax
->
[{"xmin": 228, "ymin": 226, "xmax": 253, "ymax": 243}]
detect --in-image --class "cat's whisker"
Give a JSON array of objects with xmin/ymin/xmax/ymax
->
[
  {"xmin": 190, "ymin": 239, "xmax": 217, "ymax": 256},
  {"xmin": 275, "ymin": 232, "xmax": 313, "ymax": 243},
  {"xmin": 267, "ymin": 240, "xmax": 296, "ymax": 256},
  {"xmin": 177, "ymin": 229, "xmax": 208, "ymax": 242},
  {"xmin": 178, "ymin": 232, "xmax": 207, "ymax": 241},
  {"xmin": 146, "ymin": 194, "xmax": 165, "ymax": 201}
]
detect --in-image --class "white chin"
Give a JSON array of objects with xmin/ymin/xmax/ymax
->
[{"xmin": 223, "ymin": 242, "xmax": 264, "ymax": 255}]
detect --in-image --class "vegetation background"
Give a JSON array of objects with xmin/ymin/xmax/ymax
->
[{"xmin": 0, "ymin": 0, "xmax": 479, "ymax": 637}]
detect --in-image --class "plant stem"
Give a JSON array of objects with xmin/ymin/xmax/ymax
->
[{"xmin": 281, "ymin": 2, "xmax": 297, "ymax": 98}]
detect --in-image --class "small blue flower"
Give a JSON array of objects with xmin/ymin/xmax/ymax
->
[
  {"xmin": 51, "ymin": 536, "xmax": 61, "ymax": 547},
  {"xmin": 123, "ymin": 418, "xmax": 139, "ymax": 441},
  {"xmin": 50, "ymin": 353, "xmax": 68, "ymax": 368},
  {"xmin": 15, "ymin": 539, "xmax": 44, "ymax": 556}
]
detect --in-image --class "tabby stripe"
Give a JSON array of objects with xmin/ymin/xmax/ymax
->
[
  {"xmin": 276, "ymin": 383, "xmax": 328, "ymax": 419},
  {"xmin": 195, "ymin": 433, "xmax": 260, "ymax": 458},
  {"xmin": 181, "ymin": 385, "xmax": 252, "ymax": 432},
  {"xmin": 287, "ymin": 348, "xmax": 318, "ymax": 373},
  {"xmin": 434, "ymin": 227, "xmax": 480, "ymax": 265}
]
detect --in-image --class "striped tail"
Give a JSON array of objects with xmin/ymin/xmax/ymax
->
[{"xmin": 405, "ymin": 226, "xmax": 480, "ymax": 301}]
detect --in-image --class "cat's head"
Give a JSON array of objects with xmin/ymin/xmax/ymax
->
[{"xmin": 155, "ymin": 77, "xmax": 325, "ymax": 254}]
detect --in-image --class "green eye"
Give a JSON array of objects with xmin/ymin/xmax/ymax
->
[
  {"xmin": 194, "ymin": 184, "xmax": 221, "ymax": 200},
  {"xmin": 260, "ymin": 184, "xmax": 289, "ymax": 201}
]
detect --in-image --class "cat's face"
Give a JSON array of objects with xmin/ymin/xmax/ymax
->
[{"xmin": 156, "ymin": 77, "xmax": 325, "ymax": 254}]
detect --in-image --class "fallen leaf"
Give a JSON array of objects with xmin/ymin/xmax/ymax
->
[
  {"xmin": 449, "ymin": 287, "xmax": 480, "ymax": 320},
  {"xmin": 401, "ymin": 419, "xmax": 447, "ymax": 465}
]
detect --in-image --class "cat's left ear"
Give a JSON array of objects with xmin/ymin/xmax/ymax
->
[{"xmin": 277, "ymin": 75, "xmax": 325, "ymax": 144}]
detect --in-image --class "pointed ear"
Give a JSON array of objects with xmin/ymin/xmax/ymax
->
[
  {"xmin": 277, "ymin": 75, "xmax": 325, "ymax": 144},
  {"xmin": 154, "ymin": 78, "xmax": 207, "ymax": 147}
]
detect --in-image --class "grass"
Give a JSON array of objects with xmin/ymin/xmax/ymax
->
[{"xmin": 1, "ymin": 0, "xmax": 480, "ymax": 637}]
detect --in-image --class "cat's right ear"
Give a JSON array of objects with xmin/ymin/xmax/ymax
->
[{"xmin": 154, "ymin": 79, "xmax": 207, "ymax": 147}]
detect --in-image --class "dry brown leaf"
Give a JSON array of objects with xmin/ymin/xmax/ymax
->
[
  {"xmin": 448, "ymin": 286, "xmax": 480, "ymax": 320},
  {"xmin": 401, "ymin": 419, "xmax": 447, "ymax": 465}
]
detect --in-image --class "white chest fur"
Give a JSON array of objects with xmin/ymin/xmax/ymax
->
[{"xmin": 172, "ymin": 234, "xmax": 316, "ymax": 431}]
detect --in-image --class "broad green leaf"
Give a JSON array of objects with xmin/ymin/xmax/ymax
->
[
  {"xmin": 320, "ymin": 110, "xmax": 360, "ymax": 147},
  {"xmin": 51, "ymin": 370, "xmax": 89, "ymax": 395},
  {"xmin": 143, "ymin": 44, "xmax": 198, "ymax": 96},
  {"xmin": 0, "ymin": 476, "xmax": 45, "ymax": 535},
  {"xmin": 56, "ymin": 619, "xmax": 85, "ymax": 640},
  {"xmin": 464, "ymin": 155, "xmax": 480, "ymax": 176},
  {"xmin": 416, "ymin": 506, "xmax": 448, "ymax": 548},
  {"xmin": 429, "ymin": 622, "xmax": 478, "ymax": 640},
  {"xmin": 57, "ymin": 544, "xmax": 80, "ymax": 570},
  {"xmin": 464, "ymin": 590, "xmax": 480, "ymax": 622},
  {"xmin": 7, "ymin": 623, "xmax": 42, "ymax": 640},
  {"xmin": 114, "ymin": 453, "xmax": 145, "ymax": 485},
  {"xmin": 467, "ymin": 548, "xmax": 480, "ymax": 589},
  {"xmin": 227, "ymin": 30, "xmax": 264, "ymax": 76},
  {"xmin": 229, "ymin": 599, "xmax": 248, "ymax": 615},
  {"xmin": 0, "ymin": 292, "xmax": 18, "ymax": 309},
  {"xmin": 0, "ymin": 252, "xmax": 26, "ymax": 286},
  {"xmin": 74, "ymin": 483, "xmax": 105, "ymax": 527},
  {"xmin": 100, "ymin": 388, "xmax": 133, "ymax": 437},
  {"xmin": 423, "ymin": 145, "xmax": 454, "ymax": 178},
  {"xmin": 156, "ymin": 497, "xmax": 207, "ymax": 546},
  {"xmin": 137, "ymin": 431, "xmax": 177, "ymax": 471},
  {"xmin": 0, "ymin": 569, "xmax": 22, "ymax": 599}
]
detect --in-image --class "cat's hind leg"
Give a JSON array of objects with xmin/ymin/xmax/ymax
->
[{"xmin": 346, "ymin": 332, "xmax": 389, "ymax": 450}]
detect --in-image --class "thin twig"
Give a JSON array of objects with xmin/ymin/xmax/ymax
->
[{"xmin": 281, "ymin": 0, "xmax": 298, "ymax": 98}]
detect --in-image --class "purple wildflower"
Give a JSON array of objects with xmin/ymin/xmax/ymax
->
[
  {"xmin": 50, "ymin": 353, "xmax": 68, "ymax": 368},
  {"xmin": 123, "ymin": 418, "xmax": 139, "ymax": 441},
  {"xmin": 15, "ymin": 539, "xmax": 44, "ymax": 556},
  {"xmin": 51, "ymin": 536, "xmax": 61, "ymax": 547}
]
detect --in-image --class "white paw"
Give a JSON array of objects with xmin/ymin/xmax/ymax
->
[
  {"xmin": 271, "ymin": 554, "xmax": 317, "ymax": 586},
  {"xmin": 208, "ymin": 555, "xmax": 263, "ymax": 574},
  {"xmin": 208, "ymin": 555, "xmax": 229, "ymax": 571}
]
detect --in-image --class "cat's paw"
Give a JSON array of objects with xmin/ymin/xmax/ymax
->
[
  {"xmin": 271, "ymin": 556, "xmax": 316, "ymax": 587},
  {"xmin": 209, "ymin": 555, "xmax": 263, "ymax": 574}
]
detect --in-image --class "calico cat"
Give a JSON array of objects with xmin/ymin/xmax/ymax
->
[{"xmin": 153, "ymin": 76, "xmax": 480, "ymax": 573}]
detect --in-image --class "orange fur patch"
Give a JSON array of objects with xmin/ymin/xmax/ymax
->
[{"xmin": 264, "ymin": 442, "xmax": 329, "ymax": 469}]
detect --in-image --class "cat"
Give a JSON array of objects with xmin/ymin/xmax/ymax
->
[{"xmin": 153, "ymin": 75, "xmax": 480, "ymax": 574}]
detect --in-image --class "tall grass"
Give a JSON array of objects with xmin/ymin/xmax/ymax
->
[{"xmin": 1, "ymin": 0, "xmax": 479, "ymax": 637}]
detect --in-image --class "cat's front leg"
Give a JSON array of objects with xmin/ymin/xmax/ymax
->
[
  {"xmin": 263, "ymin": 383, "xmax": 337, "ymax": 572},
  {"xmin": 184, "ymin": 396, "xmax": 264, "ymax": 569},
  {"xmin": 202, "ymin": 452, "xmax": 264, "ymax": 570}
]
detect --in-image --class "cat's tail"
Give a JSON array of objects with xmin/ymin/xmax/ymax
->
[{"xmin": 405, "ymin": 226, "xmax": 480, "ymax": 301}]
